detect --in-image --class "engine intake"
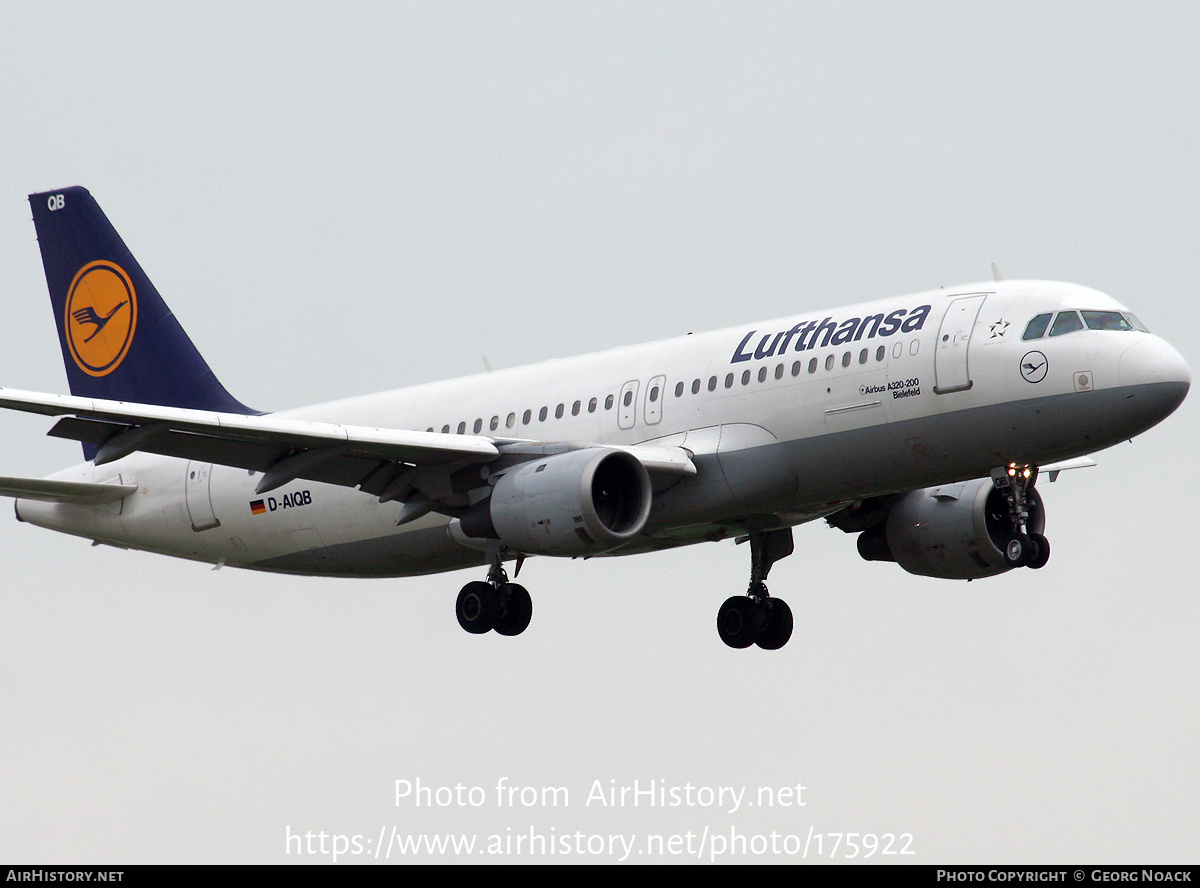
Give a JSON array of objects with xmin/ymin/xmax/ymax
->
[{"xmin": 484, "ymin": 448, "xmax": 652, "ymax": 557}]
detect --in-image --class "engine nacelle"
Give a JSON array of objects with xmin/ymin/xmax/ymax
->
[
  {"xmin": 486, "ymin": 448, "xmax": 652, "ymax": 557},
  {"xmin": 857, "ymin": 478, "xmax": 1045, "ymax": 580}
]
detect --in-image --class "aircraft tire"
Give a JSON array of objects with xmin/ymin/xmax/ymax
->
[
  {"xmin": 456, "ymin": 581, "xmax": 499, "ymax": 634},
  {"xmin": 717, "ymin": 596, "xmax": 763, "ymax": 649},
  {"xmin": 1027, "ymin": 533, "xmax": 1051, "ymax": 570},
  {"xmin": 494, "ymin": 583, "xmax": 533, "ymax": 636},
  {"xmin": 755, "ymin": 598, "xmax": 793, "ymax": 650},
  {"xmin": 1003, "ymin": 533, "xmax": 1031, "ymax": 568}
]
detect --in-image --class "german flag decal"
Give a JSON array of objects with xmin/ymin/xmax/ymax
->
[{"xmin": 249, "ymin": 499, "xmax": 266, "ymax": 515}]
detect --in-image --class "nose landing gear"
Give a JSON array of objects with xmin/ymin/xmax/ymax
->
[{"xmin": 992, "ymin": 464, "xmax": 1050, "ymax": 570}]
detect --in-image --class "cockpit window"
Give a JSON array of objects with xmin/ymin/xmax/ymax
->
[
  {"xmin": 1049, "ymin": 311, "xmax": 1084, "ymax": 337},
  {"xmin": 1082, "ymin": 310, "xmax": 1134, "ymax": 332},
  {"xmin": 1022, "ymin": 313, "xmax": 1052, "ymax": 340},
  {"xmin": 1027, "ymin": 309, "xmax": 1147, "ymax": 340}
]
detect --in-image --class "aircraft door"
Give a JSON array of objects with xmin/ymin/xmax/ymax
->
[
  {"xmin": 644, "ymin": 374, "xmax": 666, "ymax": 425},
  {"xmin": 617, "ymin": 379, "xmax": 639, "ymax": 430},
  {"xmin": 934, "ymin": 294, "xmax": 987, "ymax": 394},
  {"xmin": 184, "ymin": 461, "xmax": 221, "ymax": 532}
]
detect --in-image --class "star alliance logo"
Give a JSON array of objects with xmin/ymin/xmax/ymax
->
[{"xmin": 988, "ymin": 318, "xmax": 1010, "ymax": 338}]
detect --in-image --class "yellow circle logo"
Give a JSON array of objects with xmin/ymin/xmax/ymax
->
[{"xmin": 64, "ymin": 261, "xmax": 138, "ymax": 376}]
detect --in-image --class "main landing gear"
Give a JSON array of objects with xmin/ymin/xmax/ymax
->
[
  {"xmin": 991, "ymin": 464, "xmax": 1050, "ymax": 570},
  {"xmin": 455, "ymin": 554, "xmax": 533, "ymax": 636},
  {"xmin": 717, "ymin": 528, "xmax": 795, "ymax": 650}
]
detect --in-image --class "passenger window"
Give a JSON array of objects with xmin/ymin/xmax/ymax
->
[
  {"xmin": 572, "ymin": 400, "xmax": 581, "ymax": 415},
  {"xmin": 457, "ymin": 422, "xmax": 466, "ymax": 434},
  {"xmin": 490, "ymin": 416, "xmax": 499, "ymax": 431},
  {"xmin": 605, "ymin": 394, "xmax": 614, "ymax": 410},
  {"xmin": 808, "ymin": 358, "xmax": 817, "ymax": 374},
  {"xmin": 1049, "ymin": 311, "xmax": 1084, "ymax": 337},
  {"xmin": 793, "ymin": 361, "xmax": 802, "ymax": 376},
  {"xmin": 555, "ymin": 403, "xmax": 565, "ymax": 418},
  {"xmin": 522, "ymin": 410, "xmax": 531, "ymax": 425},
  {"xmin": 775, "ymin": 364, "xmax": 784, "ymax": 380},
  {"xmin": 622, "ymin": 391, "xmax": 632, "ymax": 407},
  {"xmin": 473, "ymin": 419, "xmax": 482, "ymax": 434},
  {"xmin": 825, "ymin": 355, "xmax": 834, "ymax": 371},
  {"xmin": 1022, "ymin": 313, "xmax": 1052, "ymax": 340},
  {"xmin": 441, "ymin": 424, "xmax": 450, "ymax": 434},
  {"xmin": 708, "ymin": 376, "xmax": 717, "ymax": 392},
  {"xmin": 841, "ymin": 351, "xmax": 851, "ymax": 368},
  {"xmin": 858, "ymin": 348, "xmax": 868, "ymax": 364},
  {"xmin": 539, "ymin": 406, "xmax": 548, "ymax": 422},
  {"xmin": 588, "ymin": 398, "xmax": 597, "ymax": 413},
  {"xmin": 741, "ymin": 370, "xmax": 751, "ymax": 385},
  {"xmin": 675, "ymin": 382, "xmax": 684, "ymax": 397},
  {"xmin": 725, "ymin": 373, "xmax": 734, "ymax": 389},
  {"xmin": 692, "ymin": 379, "xmax": 701, "ymax": 394},
  {"xmin": 647, "ymin": 388, "xmax": 657, "ymax": 404},
  {"xmin": 875, "ymin": 346, "xmax": 885, "ymax": 362}
]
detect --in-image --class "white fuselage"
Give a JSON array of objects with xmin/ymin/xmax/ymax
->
[{"xmin": 15, "ymin": 280, "xmax": 1190, "ymax": 577}]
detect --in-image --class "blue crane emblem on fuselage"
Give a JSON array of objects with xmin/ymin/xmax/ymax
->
[{"xmin": 1020, "ymin": 350, "xmax": 1048, "ymax": 383}]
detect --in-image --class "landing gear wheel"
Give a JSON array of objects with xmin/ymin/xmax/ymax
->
[
  {"xmin": 1003, "ymin": 533, "xmax": 1031, "ymax": 568},
  {"xmin": 456, "ymin": 581, "xmax": 498, "ymax": 634},
  {"xmin": 717, "ymin": 596, "xmax": 764, "ymax": 649},
  {"xmin": 756, "ymin": 598, "xmax": 793, "ymax": 651},
  {"xmin": 1026, "ymin": 533, "xmax": 1050, "ymax": 570},
  {"xmin": 494, "ymin": 583, "xmax": 533, "ymax": 636}
]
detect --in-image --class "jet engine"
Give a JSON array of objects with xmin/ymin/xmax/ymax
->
[
  {"xmin": 473, "ymin": 448, "xmax": 653, "ymax": 557},
  {"xmin": 855, "ymin": 477, "xmax": 1045, "ymax": 580}
]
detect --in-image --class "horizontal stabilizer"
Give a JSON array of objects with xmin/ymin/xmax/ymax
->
[{"xmin": 0, "ymin": 475, "xmax": 137, "ymax": 505}]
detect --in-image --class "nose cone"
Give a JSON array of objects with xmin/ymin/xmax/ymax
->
[{"xmin": 1119, "ymin": 336, "xmax": 1191, "ymax": 423}]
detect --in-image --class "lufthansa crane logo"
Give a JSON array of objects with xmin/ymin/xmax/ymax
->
[
  {"xmin": 64, "ymin": 261, "xmax": 138, "ymax": 376},
  {"xmin": 1019, "ymin": 350, "xmax": 1048, "ymax": 384}
]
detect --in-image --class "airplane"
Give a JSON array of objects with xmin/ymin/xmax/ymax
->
[{"xmin": 0, "ymin": 186, "xmax": 1190, "ymax": 650}]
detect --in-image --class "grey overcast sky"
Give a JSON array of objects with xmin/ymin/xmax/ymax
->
[{"xmin": 1, "ymin": 2, "xmax": 1197, "ymax": 864}]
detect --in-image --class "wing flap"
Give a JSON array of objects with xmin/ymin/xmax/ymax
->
[{"xmin": 47, "ymin": 416, "xmax": 389, "ymax": 487}]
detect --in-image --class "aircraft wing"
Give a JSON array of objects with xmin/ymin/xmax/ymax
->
[{"xmin": 0, "ymin": 388, "xmax": 695, "ymax": 501}]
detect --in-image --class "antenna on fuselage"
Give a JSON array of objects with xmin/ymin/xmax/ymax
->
[{"xmin": 991, "ymin": 263, "xmax": 1005, "ymax": 282}]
